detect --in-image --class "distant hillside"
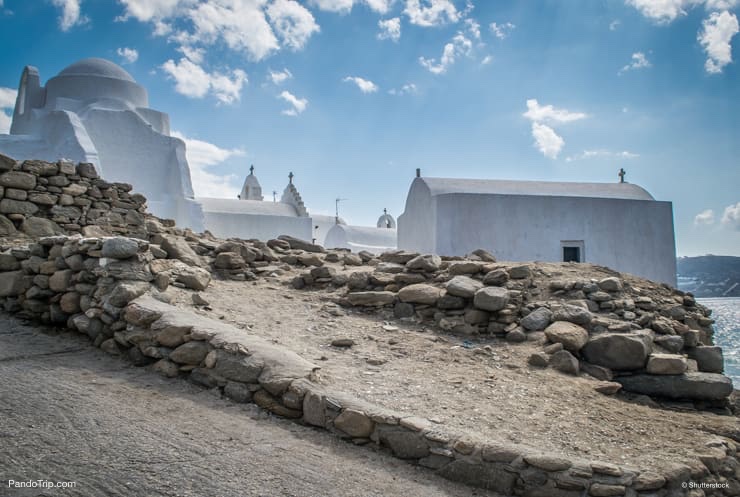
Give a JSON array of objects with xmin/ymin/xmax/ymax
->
[{"xmin": 677, "ymin": 255, "xmax": 740, "ymax": 297}]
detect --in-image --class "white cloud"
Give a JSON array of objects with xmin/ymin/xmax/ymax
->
[
  {"xmin": 310, "ymin": 0, "xmax": 394, "ymax": 14},
  {"xmin": 531, "ymin": 123, "xmax": 564, "ymax": 159},
  {"xmin": 722, "ymin": 202, "xmax": 740, "ymax": 229},
  {"xmin": 565, "ymin": 149, "xmax": 640, "ymax": 162},
  {"xmin": 343, "ymin": 76, "xmax": 379, "ymax": 93},
  {"xmin": 269, "ymin": 68, "xmax": 293, "ymax": 84},
  {"xmin": 419, "ymin": 32, "xmax": 472, "ymax": 74},
  {"xmin": 172, "ymin": 130, "xmax": 244, "ymax": 198},
  {"xmin": 116, "ymin": 0, "xmax": 191, "ymax": 21},
  {"xmin": 489, "ymin": 21, "xmax": 515, "ymax": 39},
  {"xmin": 523, "ymin": 99, "xmax": 587, "ymax": 124},
  {"xmin": 625, "ymin": 0, "xmax": 740, "ymax": 24},
  {"xmin": 619, "ymin": 51, "xmax": 652, "ymax": 74},
  {"xmin": 177, "ymin": 45, "xmax": 205, "ymax": 64},
  {"xmin": 609, "ymin": 19, "xmax": 621, "ymax": 31},
  {"xmin": 161, "ymin": 57, "xmax": 247, "ymax": 104},
  {"xmin": 51, "ymin": 0, "xmax": 88, "ymax": 31},
  {"xmin": 267, "ymin": 0, "xmax": 320, "ymax": 51},
  {"xmin": 694, "ymin": 209, "xmax": 716, "ymax": 225},
  {"xmin": 698, "ymin": 10, "xmax": 739, "ymax": 74},
  {"xmin": 278, "ymin": 90, "xmax": 308, "ymax": 116},
  {"xmin": 480, "ymin": 54, "xmax": 493, "ymax": 65},
  {"xmin": 116, "ymin": 47, "xmax": 139, "ymax": 64},
  {"xmin": 388, "ymin": 83, "xmax": 417, "ymax": 95},
  {"xmin": 378, "ymin": 17, "xmax": 401, "ymax": 41},
  {"xmin": 0, "ymin": 87, "xmax": 16, "ymax": 133},
  {"xmin": 404, "ymin": 0, "xmax": 459, "ymax": 27},
  {"xmin": 464, "ymin": 18, "xmax": 480, "ymax": 39}
]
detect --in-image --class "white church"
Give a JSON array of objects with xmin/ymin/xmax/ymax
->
[{"xmin": 0, "ymin": 57, "xmax": 676, "ymax": 284}]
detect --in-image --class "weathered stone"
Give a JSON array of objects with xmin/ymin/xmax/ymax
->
[
  {"xmin": 76, "ymin": 163, "xmax": 99, "ymax": 178},
  {"xmin": 633, "ymin": 472, "xmax": 666, "ymax": 491},
  {"xmin": 101, "ymin": 237, "xmax": 141, "ymax": 259},
  {"xmin": 214, "ymin": 251, "xmax": 245, "ymax": 269},
  {"xmin": 580, "ymin": 362, "xmax": 613, "ymax": 381},
  {"xmin": 49, "ymin": 269, "xmax": 72, "ymax": 292},
  {"xmin": 597, "ymin": 277, "xmax": 623, "ymax": 292},
  {"xmin": 0, "ymin": 153, "xmax": 14, "ymax": 171},
  {"xmin": 19, "ymin": 217, "xmax": 63, "ymax": 237},
  {"xmin": 0, "ymin": 214, "xmax": 16, "ymax": 235},
  {"xmin": 506, "ymin": 327, "xmax": 527, "ymax": 342},
  {"xmin": 646, "ymin": 353, "xmax": 687, "ymax": 375},
  {"xmin": 331, "ymin": 338, "xmax": 355, "ymax": 348},
  {"xmin": 448, "ymin": 261, "xmax": 485, "ymax": 275},
  {"xmin": 581, "ymin": 333, "xmax": 650, "ymax": 370},
  {"xmin": 297, "ymin": 252, "xmax": 324, "ymax": 267},
  {"xmin": 552, "ymin": 304, "xmax": 593, "ymax": 325},
  {"xmin": 398, "ymin": 283, "xmax": 442, "ymax": 305},
  {"xmin": 481, "ymin": 444, "xmax": 520, "ymax": 463},
  {"xmin": 212, "ymin": 350, "xmax": 263, "ymax": 383},
  {"xmin": 508, "ymin": 265, "xmax": 531, "ymax": 279},
  {"xmin": 343, "ymin": 253, "xmax": 362, "ymax": 266},
  {"xmin": 376, "ymin": 426, "xmax": 429, "ymax": 459},
  {"xmin": 545, "ymin": 321, "xmax": 589, "ymax": 353},
  {"xmin": 482, "ymin": 268, "xmax": 509, "ymax": 286},
  {"xmin": 0, "ymin": 171, "xmax": 36, "ymax": 190},
  {"xmin": 524, "ymin": 454, "xmax": 572, "ymax": 471},
  {"xmin": 278, "ymin": 235, "xmax": 326, "ymax": 253},
  {"xmin": 310, "ymin": 266, "xmax": 336, "ymax": 279},
  {"xmin": 59, "ymin": 292, "xmax": 81, "ymax": 314},
  {"xmin": 100, "ymin": 338, "xmax": 121, "ymax": 355},
  {"xmin": 175, "ymin": 266, "xmax": 211, "ymax": 291},
  {"xmin": 223, "ymin": 381, "xmax": 252, "ymax": 403},
  {"xmin": 103, "ymin": 259, "xmax": 153, "ymax": 281},
  {"xmin": 253, "ymin": 389, "xmax": 303, "ymax": 418},
  {"xmin": 549, "ymin": 349, "xmax": 579, "ymax": 375},
  {"xmin": 654, "ymin": 335, "xmax": 684, "ymax": 353},
  {"xmin": 152, "ymin": 359, "xmax": 180, "ymax": 378},
  {"xmin": 437, "ymin": 460, "xmax": 516, "ymax": 494},
  {"xmin": 469, "ymin": 248, "xmax": 496, "ymax": 262},
  {"xmin": 0, "ymin": 198, "xmax": 38, "ymax": 215},
  {"xmin": 334, "ymin": 409, "xmax": 374, "ymax": 438},
  {"xmin": 405, "ymin": 254, "xmax": 442, "ymax": 272},
  {"xmin": 521, "ymin": 307, "xmax": 552, "ymax": 331},
  {"xmin": 161, "ymin": 235, "xmax": 202, "ymax": 267},
  {"xmin": 347, "ymin": 291, "xmax": 395, "ymax": 306},
  {"xmin": 594, "ymin": 381, "xmax": 622, "ymax": 395},
  {"xmin": 617, "ymin": 372, "xmax": 733, "ymax": 400},
  {"xmin": 686, "ymin": 346, "xmax": 724, "ymax": 373},
  {"xmin": 107, "ymin": 281, "xmax": 150, "ymax": 307},
  {"xmin": 445, "ymin": 275, "xmax": 483, "ymax": 298},
  {"xmin": 528, "ymin": 352, "xmax": 549, "ymax": 368},
  {"xmin": 473, "ymin": 286, "xmax": 510, "ymax": 312},
  {"xmin": 0, "ymin": 270, "xmax": 27, "ymax": 297},
  {"xmin": 61, "ymin": 183, "xmax": 88, "ymax": 196},
  {"xmin": 4, "ymin": 188, "xmax": 27, "ymax": 200},
  {"xmin": 170, "ymin": 341, "xmax": 211, "ymax": 365},
  {"xmin": 589, "ymin": 483, "xmax": 626, "ymax": 496}
]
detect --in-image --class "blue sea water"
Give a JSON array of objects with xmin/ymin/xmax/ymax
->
[{"xmin": 699, "ymin": 297, "xmax": 740, "ymax": 388}]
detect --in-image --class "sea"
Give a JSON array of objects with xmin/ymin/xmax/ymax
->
[{"xmin": 698, "ymin": 297, "xmax": 740, "ymax": 388}]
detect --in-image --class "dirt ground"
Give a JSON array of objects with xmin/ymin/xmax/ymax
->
[
  {"xmin": 165, "ymin": 261, "xmax": 740, "ymax": 475},
  {"xmin": 0, "ymin": 313, "xmax": 501, "ymax": 497}
]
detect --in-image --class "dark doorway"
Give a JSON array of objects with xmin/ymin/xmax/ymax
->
[{"xmin": 563, "ymin": 246, "xmax": 581, "ymax": 262}]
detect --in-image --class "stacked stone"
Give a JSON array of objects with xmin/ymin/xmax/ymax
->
[{"xmin": 0, "ymin": 155, "xmax": 147, "ymax": 239}]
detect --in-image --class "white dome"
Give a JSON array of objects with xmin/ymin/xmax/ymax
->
[{"xmin": 58, "ymin": 58, "xmax": 136, "ymax": 82}]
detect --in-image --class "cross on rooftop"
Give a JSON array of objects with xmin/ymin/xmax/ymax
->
[
  {"xmin": 288, "ymin": 171, "xmax": 294, "ymax": 184},
  {"xmin": 249, "ymin": 164, "xmax": 254, "ymax": 175},
  {"xmin": 619, "ymin": 168, "xmax": 626, "ymax": 183}
]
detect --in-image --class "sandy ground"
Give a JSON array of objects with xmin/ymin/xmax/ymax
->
[
  {"xmin": 0, "ymin": 313, "xmax": 501, "ymax": 497},
  {"xmin": 165, "ymin": 262, "xmax": 740, "ymax": 475}
]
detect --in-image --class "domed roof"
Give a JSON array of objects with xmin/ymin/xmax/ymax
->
[{"xmin": 58, "ymin": 58, "xmax": 136, "ymax": 83}]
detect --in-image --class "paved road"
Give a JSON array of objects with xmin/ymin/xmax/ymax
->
[{"xmin": 0, "ymin": 313, "xmax": 500, "ymax": 497}]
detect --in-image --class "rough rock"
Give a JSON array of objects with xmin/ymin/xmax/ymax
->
[
  {"xmin": 528, "ymin": 352, "xmax": 549, "ymax": 368},
  {"xmin": 597, "ymin": 277, "xmax": 623, "ymax": 292},
  {"xmin": 0, "ymin": 214, "xmax": 16, "ymax": 235},
  {"xmin": 544, "ymin": 321, "xmax": 589, "ymax": 353},
  {"xmin": 617, "ymin": 372, "xmax": 733, "ymax": 400},
  {"xmin": 686, "ymin": 346, "xmax": 724, "ymax": 374},
  {"xmin": 347, "ymin": 291, "xmax": 395, "ymax": 306},
  {"xmin": 20, "ymin": 217, "xmax": 63, "ymax": 237},
  {"xmin": 223, "ymin": 381, "xmax": 252, "ymax": 403},
  {"xmin": 483, "ymin": 269, "xmax": 509, "ymax": 286},
  {"xmin": 278, "ymin": 235, "xmax": 326, "ymax": 253},
  {"xmin": 1, "ymin": 198, "xmax": 39, "ymax": 215},
  {"xmin": 0, "ymin": 171, "xmax": 36, "ymax": 190},
  {"xmin": 552, "ymin": 304, "xmax": 593, "ymax": 326},
  {"xmin": 549, "ymin": 350, "xmax": 579, "ymax": 375},
  {"xmin": 397, "ymin": 284, "xmax": 442, "ymax": 305},
  {"xmin": 448, "ymin": 261, "xmax": 485, "ymax": 275},
  {"xmin": 101, "ymin": 237, "xmax": 141, "ymax": 259},
  {"xmin": 161, "ymin": 235, "xmax": 202, "ymax": 267},
  {"xmin": 152, "ymin": 359, "xmax": 180, "ymax": 378},
  {"xmin": 107, "ymin": 281, "xmax": 150, "ymax": 307},
  {"xmin": 473, "ymin": 286, "xmax": 510, "ymax": 312},
  {"xmin": 594, "ymin": 382, "xmax": 622, "ymax": 395},
  {"xmin": 520, "ymin": 307, "xmax": 553, "ymax": 331},
  {"xmin": 508, "ymin": 265, "xmax": 532, "ymax": 279},
  {"xmin": 0, "ymin": 271, "xmax": 27, "ymax": 297},
  {"xmin": 169, "ymin": 341, "xmax": 211, "ymax": 365},
  {"xmin": 214, "ymin": 252, "xmax": 245, "ymax": 269},
  {"xmin": 175, "ymin": 266, "xmax": 211, "ymax": 291},
  {"xmin": 646, "ymin": 353, "xmax": 687, "ymax": 375},
  {"xmin": 470, "ymin": 248, "xmax": 496, "ymax": 262},
  {"xmin": 333, "ymin": 409, "xmax": 374, "ymax": 438},
  {"xmin": 445, "ymin": 275, "xmax": 483, "ymax": 298},
  {"xmin": 406, "ymin": 254, "xmax": 441, "ymax": 272},
  {"xmin": 581, "ymin": 333, "xmax": 650, "ymax": 371}
]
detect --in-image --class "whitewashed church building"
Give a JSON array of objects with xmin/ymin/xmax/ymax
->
[{"xmin": 397, "ymin": 173, "xmax": 677, "ymax": 285}]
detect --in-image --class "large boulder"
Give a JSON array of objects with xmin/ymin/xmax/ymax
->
[
  {"xmin": 581, "ymin": 333, "xmax": 651, "ymax": 370},
  {"xmin": 446, "ymin": 275, "xmax": 483, "ymax": 298},
  {"xmin": 405, "ymin": 254, "xmax": 441, "ymax": 272},
  {"xmin": 278, "ymin": 235, "xmax": 326, "ymax": 253},
  {"xmin": 687, "ymin": 346, "xmax": 724, "ymax": 373},
  {"xmin": 544, "ymin": 321, "xmax": 589, "ymax": 353},
  {"xmin": 20, "ymin": 217, "xmax": 63, "ymax": 237},
  {"xmin": 101, "ymin": 237, "xmax": 141, "ymax": 259},
  {"xmin": 549, "ymin": 350, "xmax": 579, "ymax": 375},
  {"xmin": 473, "ymin": 286, "xmax": 510, "ymax": 312},
  {"xmin": 521, "ymin": 307, "xmax": 553, "ymax": 331},
  {"xmin": 398, "ymin": 284, "xmax": 442, "ymax": 305},
  {"xmin": 161, "ymin": 235, "xmax": 202, "ymax": 267},
  {"xmin": 0, "ymin": 171, "xmax": 36, "ymax": 190},
  {"xmin": 646, "ymin": 353, "xmax": 687, "ymax": 375},
  {"xmin": 551, "ymin": 303, "xmax": 593, "ymax": 326},
  {"xmin": 616, "ymin": 372, "xmax": 733, "ymax": 401},
  {"xmin": 175, "ymin": 266, "xmax": 212, "ymax": 291}
]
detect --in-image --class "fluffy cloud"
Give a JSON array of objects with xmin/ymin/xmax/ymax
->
[
  {"xmin": 378, "ymin": 17, "xmax": 401, "ymax": 41},
  {"xmin": 722, "ymin": 202, "xmax": 740, "ymax": 229},
  {"xmin": 311, "ymin": 0, "xmax": 393, "ymax": 14},
  {"xmin": 531, "ymin": 123, "xmax": 564, "ymax": 160},
  {"xmin": 161, "ymin": 57, "xmax": 247, "ymax": 104},
  {"xmin": 480, "ymin": 54, "xmax": 493, "ymax": 65},
  {"xmin": 171, "ymin": 130, "xmax": 244, "ymax": 198},
  {"xmin": 268, "ymin": 68, "xmax": 293, "ymax": 84},
  {"xmin": 489, "ymin": 21, "xmax": 515, "ymax": 39},
  {"xmin": 116, "ymin": 47, "xmax": 139, "ymax": 64},
  {"xmin": 565, "ymin": 149, "xmax": 640, "ymax": 162},
  {"xmin": 694, "ymin": 209, "xmax": 716, "ymax": 225},
  {"xmin": 51, "ymin": 0, "xmax": 88, "ymax": 31},
  {"xmin": 523, "ymin": 99, "xmax": 587, "ymax": 124},
  {"xmin": 388, "ymin": 83, "xmax": 417, "ymax": 95},
  {"xmin": 343, "ymin": 76, "xmax": 379, "ymax": 93},
  {"xmin": 464, "ymin": 18, "xmax": 480, "ymax": 39},
  {"xmin": 278, "ymin": 90, "xmax": 308, "ymax": 115},
  {"xmin": 116, "ymin": 0, "xmax": 191, "ymax": 21},
  {"xmin": 523, "ymin": 99, "xmax": 587, "ymax": 159},
  {"xmin": 619, "ymin": 52, "xmax": 652, "ymax": 74},
  {"xmin": 404, "ymin": 0, "xmax": 459, "ymax": 27},
  {"xmin": 625, "ymin": 0, "xmax": 740, "ymax": 23},
  {"xmin": 698, "ymin": 10, "xmax": 739, "ymax": 73},
  {"xmin": 0, "ymin": 87, "xmax": 16, "ymax": 134},
  {"xmin": 267, "ymin": 0, "xmax": 320, "ymax": 51},
  {"xmin": 419, "ymin": 32, "xmax": 472, "ymax": 74}
]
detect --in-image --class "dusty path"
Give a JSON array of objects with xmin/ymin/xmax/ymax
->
[{"xmin": 0, "ymin": 313, "xmax": 501, "ymax": 497}]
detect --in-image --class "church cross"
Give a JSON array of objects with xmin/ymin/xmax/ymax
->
[
  {"xmin": 249, "ymin": 164, "xmax": 254, "ymax": 175},
  {"xmin": 288, "ymin": 171, "xmax": 294, "ymax": 184},
  {"xmin": 618, "ymin": 168, "xmax": 626, "ymax": 183}
]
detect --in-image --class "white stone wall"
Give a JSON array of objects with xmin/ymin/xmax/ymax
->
[{"xmin": 202, "ymin": 211, "xmax": 313, "ymax": 241}]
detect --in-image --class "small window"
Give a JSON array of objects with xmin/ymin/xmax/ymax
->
[{"xmin": 563, "ymin": 246, "xmax": 581, "ymax": 262}]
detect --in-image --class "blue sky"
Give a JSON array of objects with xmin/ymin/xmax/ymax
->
[{"xmin": 0, "ymin": 0, "xmax": 738, "ymax": 256}]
